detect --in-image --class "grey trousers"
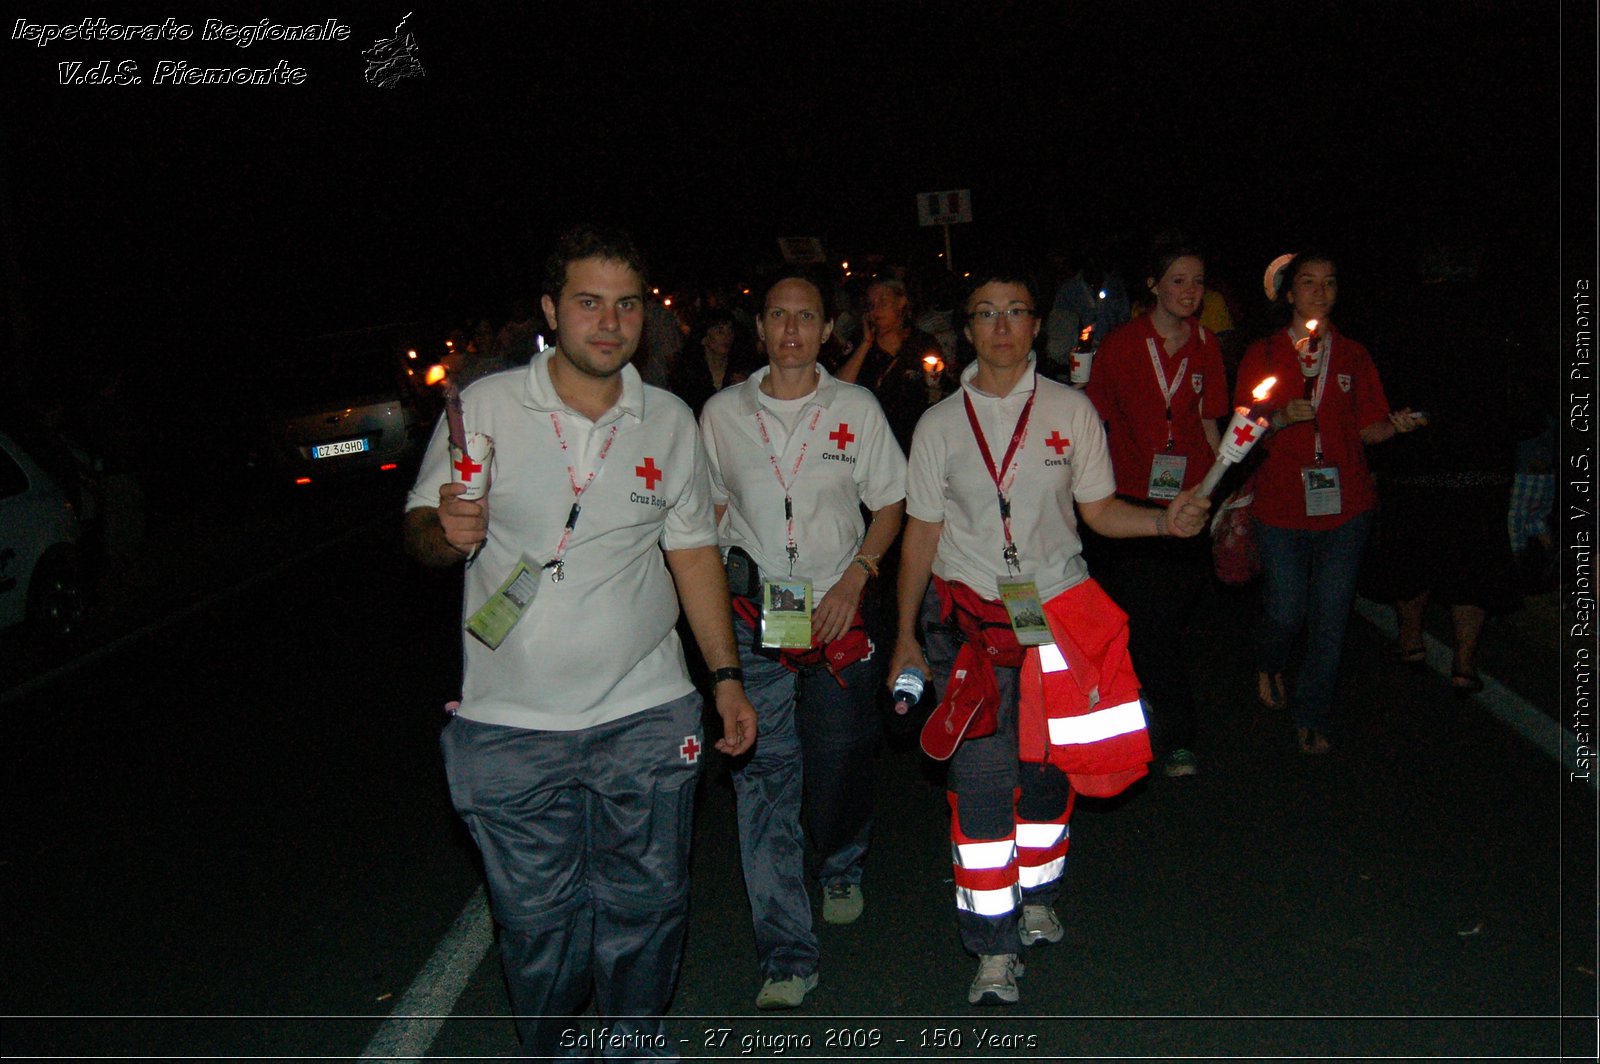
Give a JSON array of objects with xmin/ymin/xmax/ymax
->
[{"xmin": 441, "ymin": 694, "xmax": 703, "ymax": 1060}]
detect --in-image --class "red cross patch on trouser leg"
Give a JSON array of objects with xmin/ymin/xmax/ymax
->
[{"xmin": 679, "ymin": 734, "xmax": 701, "ymax": 764}]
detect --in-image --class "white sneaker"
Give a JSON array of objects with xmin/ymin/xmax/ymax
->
[
  {"xmin": 822, "ymin": 882, "xmax": 864, "ymax": 925},
  {"xmin": 1018, "ymin": 904, "xmax": 1064, "ymax": 946},
  {"xmin": 755, "ymin": 972, "xmax": 818, "ymax": 1010},
  {"xmin": 967, "ymin": 953, "xmax": 1024, "ymax": 1005}
]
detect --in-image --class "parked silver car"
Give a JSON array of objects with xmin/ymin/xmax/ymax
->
[
  {"xmin": 0, "ymin": 429, "xmax": 85, "ymax": 637},
  {"xmin": 257, "ymin": 323, "xmax": 441, "ymax": 485}
]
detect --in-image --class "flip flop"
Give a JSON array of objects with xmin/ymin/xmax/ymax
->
[
  {"xmin": 1257, "ymin": 672, "xmax": 1287, "ymax": 710},
  {"xmin": 1296, "ymin": 727, "xmax": 1331, "ymax": 755},
  {"xmin": 1451, "ymin": 672, "xmax": 1484, "ymax": 696}
]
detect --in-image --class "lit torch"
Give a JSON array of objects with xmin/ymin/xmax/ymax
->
[
  {"xmin": 1195, "ymin": 376, "xmax": 1277, "ymax": 499},
  {"xmin": 424, "ymin": 364, "xmax": 468, "ymax": 451}
]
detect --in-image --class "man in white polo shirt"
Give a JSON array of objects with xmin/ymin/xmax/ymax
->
[
  {"xmin": 404, "ymin": 224, "xmax": 756, "ymax": 1059},
  {"xmin": 889, "ymin": 264, "xmax": 1208, "ymax": 1007}
]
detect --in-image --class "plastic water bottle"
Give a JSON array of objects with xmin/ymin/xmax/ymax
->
[{"xmin": 892, "ymin": 667, "xmax": 926, "ymax": 715}]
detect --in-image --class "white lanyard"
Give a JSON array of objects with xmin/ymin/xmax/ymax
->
[
  {"xmin": 1145, "ymin": 336, "xmax": 1189, "ymax": 450},
  {"xmin": 1305, "ymin": 339, "xmax": 1333, "ymax": 462},
  {"xmin": 752, "ymin": 405, "xmax": 825, "ymax": 574},
  {"xmin": 544, "ymin": 413, "xmax": 618, "ymax": 581}
]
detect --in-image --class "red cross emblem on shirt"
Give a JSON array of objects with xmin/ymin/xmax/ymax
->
[
  {"xmin": 1045, "ymin": 431, "xmax": 1070, "ymax": 455},
  {"xmin": 453, "ymin": 453, "xmax": 483, "ymax": 481},
  {"xmin": 679, "ymin": 735, "xmax": 701, "ymax": 764},
  {"xmin": 636, "ymin": 457, "xmax": 662, "ymax": 490},
  {"xmin": 1232, "ymin": 422, "xmax": 1258, "ymax": 448},
  {"xmin": 829, "ymin": 423, "xmax": 855, "ymax": 450}
]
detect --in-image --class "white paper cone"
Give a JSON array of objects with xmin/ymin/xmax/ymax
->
[
  {"xmin": 1069, "ymin": 347, "xmax": 1096, "ymax": 386},
  {"xmin": 1217, "ymin": 409, "xmax": 1267, "ymax": 464},
  {"xmin": 450, "ymin": 431, "xmax": 494, "ymax": 501}
]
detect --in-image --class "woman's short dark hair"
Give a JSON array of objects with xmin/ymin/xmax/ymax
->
[
  {"xmin": 541, "ymin": 223, "xmax": 650, "ymax": 300},
  {"xmin": 958, "ymin": 264, "xmax": 1042, "ymax": 314},
  {"xmin": 759, "ymin": 264, "xmax": 836, "ymax": 322}
]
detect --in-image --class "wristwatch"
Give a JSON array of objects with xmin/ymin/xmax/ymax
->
[{"xmin": 711, "ymin": 667, "xmax": 745, "ymax": 687}]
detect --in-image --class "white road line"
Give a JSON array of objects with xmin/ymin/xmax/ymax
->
[
  {"xmin": 359, "ymin": 887, "xmax": 494, "ymax": 1062},
  {"xmin": 1353, "ymin": 598, "xmax": 1592, "ymax": 789},
  {"xmin": 0, "ymin": 514, "xmax": 389, "ymax": 708}
]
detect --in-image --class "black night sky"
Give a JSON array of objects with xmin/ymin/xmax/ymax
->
[{"xmin": 1, "ymin": 1, "xmax": 1589, "ymax": 425}]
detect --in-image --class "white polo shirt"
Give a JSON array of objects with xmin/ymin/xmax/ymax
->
[
  {"xmin": 906, "ymin": 355, "xmax": 1116, "ymax": 600},
  {"xmin": 406, "ymin": 349, "xmax": 717, "ymax": 731},
  {"xmin": 701, "ymin": 365, "xmax": 906, "ymax": 594}
]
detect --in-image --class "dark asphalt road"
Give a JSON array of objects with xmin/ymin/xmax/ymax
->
[{"xmin": 1, "ymin": 484, "xmax": 1593, "ymax": 1061}]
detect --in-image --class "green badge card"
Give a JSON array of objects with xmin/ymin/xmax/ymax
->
[
  {"xmin": 466, "ymin": 555, "xmax": 542, "ymax": 650},
  {"xmin": 997, "ymin": 576, "xmax": 1053, "ymax": 646},
  {"xmin": 760, "ymin": 577, "xmax": 814, "ymax": 649}
]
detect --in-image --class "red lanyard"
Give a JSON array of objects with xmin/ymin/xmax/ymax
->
[
  {"xmin": 753, "ymin": 405, "xmax": 825, "ymax": 574},
  {"xmin": 962, "ymin": 385, "xmax": 1035, "ymax": 573},
  {"xmin": 544, "ymin": 413, "xmax": 618, "ymax": 581}
]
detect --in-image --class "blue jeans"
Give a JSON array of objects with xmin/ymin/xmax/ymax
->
[
  {"xmin": 1254, "ymin": 511, "xmax": 1374, "ymax": 733},
  {"xmin": 730, "ymin": 611, "xmax": 881, "ymax": 980}
]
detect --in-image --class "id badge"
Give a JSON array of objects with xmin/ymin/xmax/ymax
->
[
  {"xmin": 1147, "ymin": 452, "xmax": 1188, "ymax": 501},
  {"xmin": 760, "ymin": 577, "xmax": 813, "ymax": 649},
  {"xmin": 466, "ymin": 555, "xmax": 542, "ymax": 650},
  {"xmin": 997, "ymin": 576, "xmax": 1053, "ymax": 646},
  {"xmin": 1302, "ymin": 466, "xmax": 1343, "ymax": 516}
]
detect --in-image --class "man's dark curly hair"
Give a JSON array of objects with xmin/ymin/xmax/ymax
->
[{"xmin": 541, "ymin": 223, "xmax": 650, "ymax": 300}]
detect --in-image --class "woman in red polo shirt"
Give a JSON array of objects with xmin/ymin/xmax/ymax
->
[
  {"xmin": 1085, "ymin": 244, "xmax": 1227, "ymax": 777},
  {"xmin": 1240, "ymin": 252, "xmax": 1424, "ymax": 754}
]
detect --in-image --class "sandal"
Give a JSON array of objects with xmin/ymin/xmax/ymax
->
[
  {"xmin": 1257, "ymin": 672, "xmax": 1287, "ymax": 710},
  {"xmin": 1296, "ymin": 727, "xmax": 1331, "ymax": 755},
  {"xmin": 1451, "ymin": 671, "xmax": 1484, "ymax": 696},
  {"xmin": 1392, "ymin": 645, "xmax": 1427, "ymax": 668}
]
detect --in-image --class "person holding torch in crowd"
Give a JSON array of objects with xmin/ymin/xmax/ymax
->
[
  {"xmin": 1240, "ymin": 251, "xmax": 1424, "ymax": 754},
  {"xmin": 1084, "ymin": 243, "xmax": 1228, "ymax": 778}
]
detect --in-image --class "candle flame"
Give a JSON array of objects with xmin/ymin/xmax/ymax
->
[
  {"xmin": 424, "ymin": 364, "xmax": 447, "ymax": 387},
  {"xmin": 1251, "ymin": 376, "xmax": 1277, "ymax": 402},
  {"xmin": 1306, "ymin": 319, "xmax": 1319, "ymax": 333},
  {"xmin": 1079, "ymin": 325, "xmax": 1094, "ymax": 342},
  {"xmin": 923, "ymin": 354, "xmax": 945, "ymax": 375}
]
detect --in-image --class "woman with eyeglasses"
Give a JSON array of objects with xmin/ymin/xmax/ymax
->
[
  {"xmin": 1083, "ymin": 243, "xmax": 1228, "ymax": 778},
  {"xmin": 1240, "ymin": 251, "xmax": 1423, "ymax": 754},
  {"xmin": 890, "ymin": 265, "xmax": 1208, "ymax": 1007}
]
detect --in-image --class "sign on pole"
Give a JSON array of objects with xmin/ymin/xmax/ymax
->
[
  {"xmin": 776, "ymin": 237, "xmax": 827, "ymax": 264},
  {"xmin": 916, "ymin": 189, "xmax": 972, "ymax": 227}
]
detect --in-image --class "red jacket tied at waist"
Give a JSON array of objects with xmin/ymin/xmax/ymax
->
[
  {"xmin": 922, "ymin": 577, "xmax": 1150, "ymax": 797},
  {"xmin": 731, "ymin": 595, "xmax": 873, "ymax": 684}
]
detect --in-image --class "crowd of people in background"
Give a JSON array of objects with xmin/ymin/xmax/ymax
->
[{"xmin": 407, "ymin": 225, "xmax": 1557, "ymax": 1055}]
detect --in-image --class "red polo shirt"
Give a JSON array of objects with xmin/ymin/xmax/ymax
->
[
  {"xmin": 1236, "ymin": 327, "xmax": 1390, "ymax": 530},
  {"xmin": 1086, "ymin": 315, "xmax": 1228, "ymax": 500}
]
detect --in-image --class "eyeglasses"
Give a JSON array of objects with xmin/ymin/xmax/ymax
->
[{"xmin": 968, "ymin": 308, "xmax": 1036, "ymax": 325}]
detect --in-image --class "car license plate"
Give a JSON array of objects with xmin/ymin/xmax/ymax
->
[{"xmin": 312, "ymin": 438, "xmax": 369, "ymax": 459}]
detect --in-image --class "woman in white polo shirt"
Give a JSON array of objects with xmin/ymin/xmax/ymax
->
[
  {"xmin": 889, "ymin": 264, "xmax": 1209, "ymax": 1007},
  {"xmin": 700, "ymin": 267, "xmax": 907, "ymax": 1010}
]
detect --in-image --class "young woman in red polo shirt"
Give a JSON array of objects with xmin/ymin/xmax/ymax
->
[
  {"xmin": 1239, "ymin": 252, "xmax": 1424, "ymax": 754},
  {"xmin": 1085, "ymin": 244, "xmax": 1227, "ymax": 777}
]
